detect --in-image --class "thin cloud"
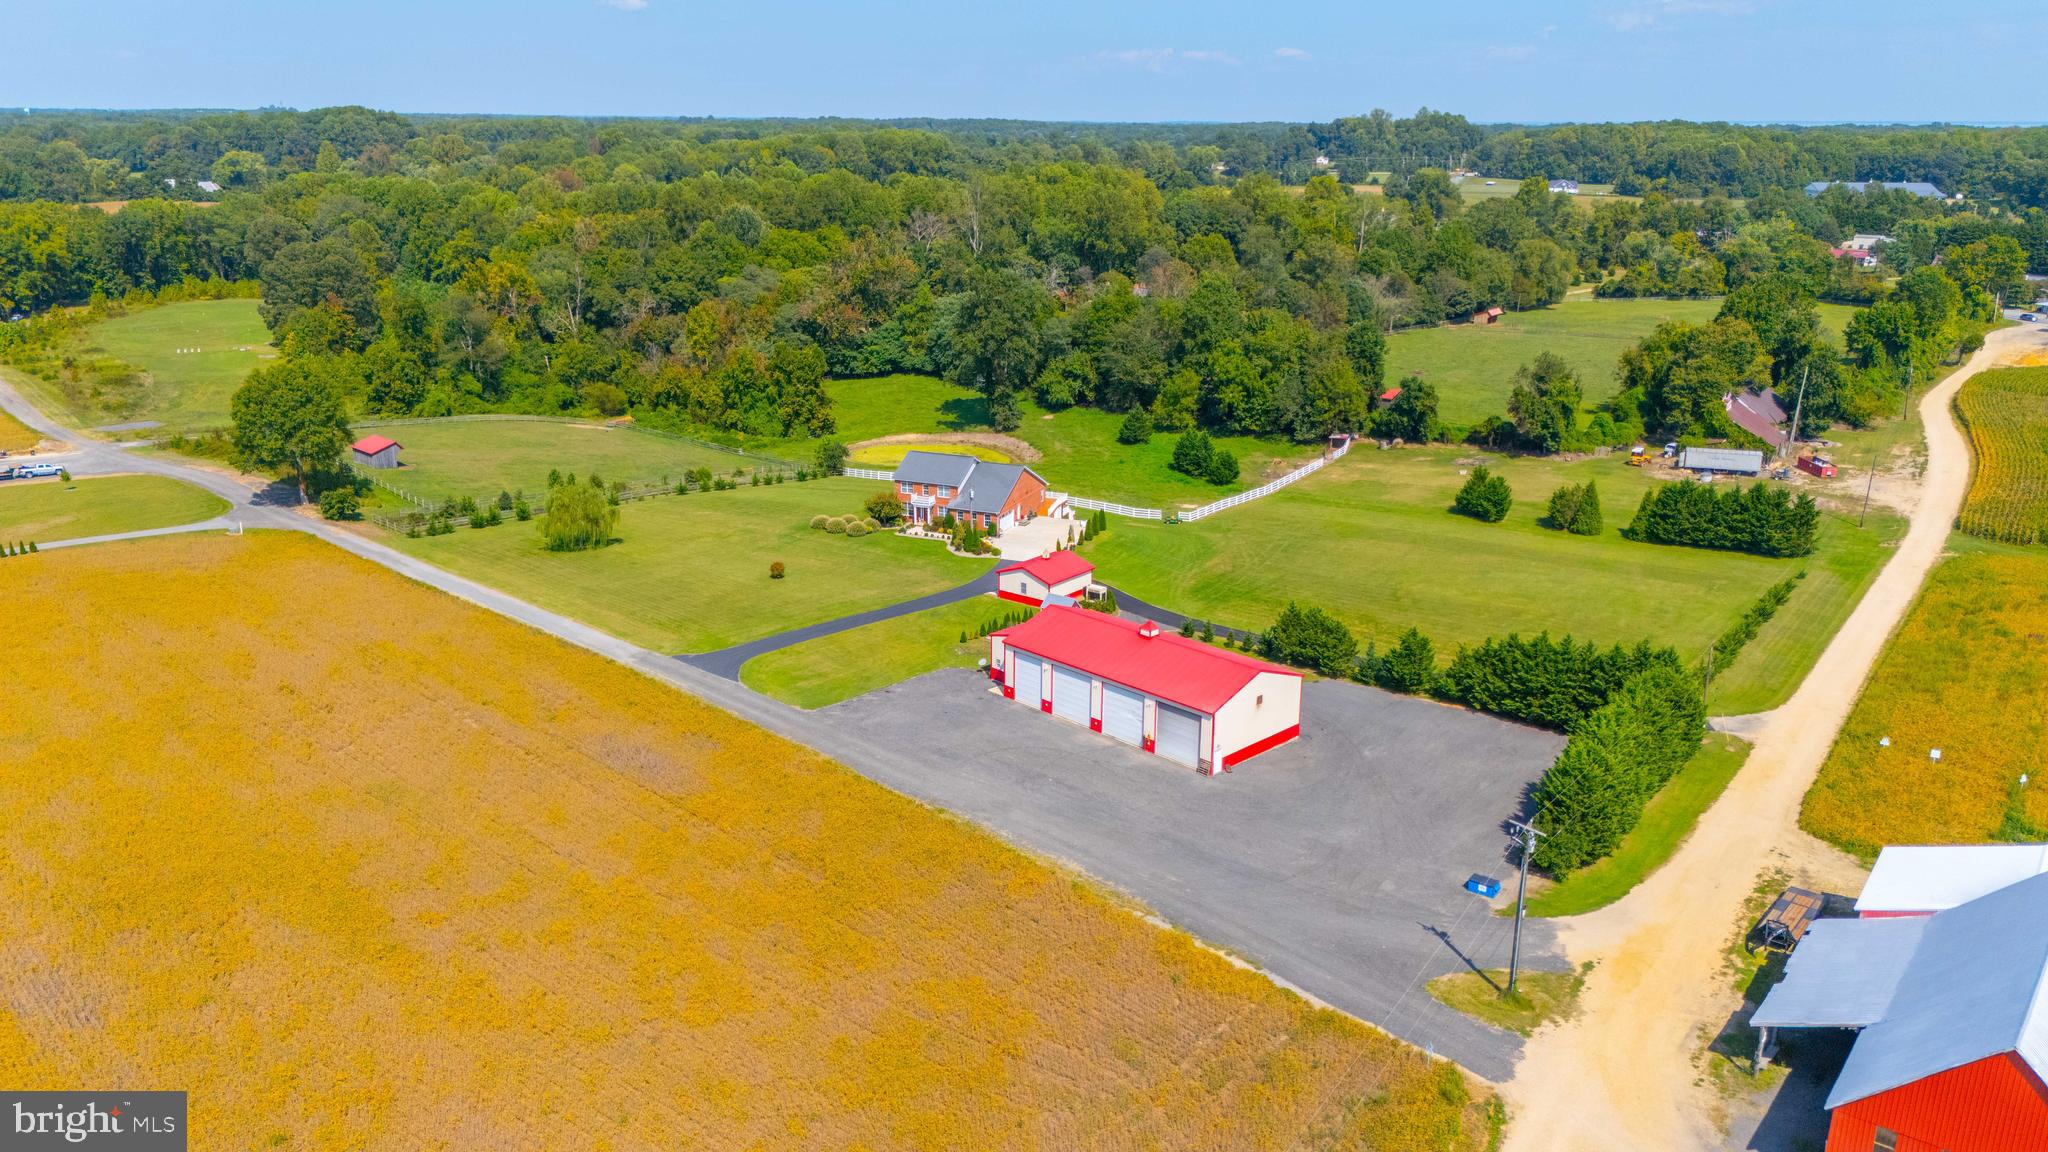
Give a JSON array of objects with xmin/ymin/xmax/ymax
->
[
  {"xmin": 597, "ymin": 0, "xmax": 649, "ymax": 9},
  {"xmin": 1273, "ymin": 47, "xmax": 1312, "ymax": 60},
  {"xmin": 1097, "ymin": 48, "xmax": 1241, "ymax": 71},
  {"xmin": 1610, "ymin": 0, "xmax": 1756, "ymax": 31}
]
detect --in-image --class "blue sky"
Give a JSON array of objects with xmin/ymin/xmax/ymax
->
[{"xmin": 2, "ymin": 0, "xmax": 2034, "ymax": 124}]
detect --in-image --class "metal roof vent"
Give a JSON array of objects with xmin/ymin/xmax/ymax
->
[{"xmin": 1137, "ymin": 621, "xmax": 1159, "ymax": 638}]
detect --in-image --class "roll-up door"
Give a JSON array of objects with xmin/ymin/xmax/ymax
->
[
  {"xmin": 1155, "ymin": 703, "xmax": 1203, "ymax": 768},
  {"xmin": 1101, "ymin": 683, "xmax": 1144, "ymax": 746},
  {"xmin": 1012, "ymin": 653, "xmax": 1045, "ymax": 708},
  {"xmin": 1050, "ymin": 664, "xmax": 1091, "ymax": 724}
]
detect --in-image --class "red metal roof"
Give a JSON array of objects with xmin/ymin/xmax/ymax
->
[
  {"xmin": 993, "ymin": 605, "xmax": 1298, "ymax": 714},
  {"xmin": 997, "ymin": 551, "xmax": 1094, "ymax": 586},
  {"xmin": 1378, "ymin": 387, "xmax": 1403, "ymax": 402},
  {"xmin": 351, "ymin": 435, "xmax": 399, "ymax": 455}
]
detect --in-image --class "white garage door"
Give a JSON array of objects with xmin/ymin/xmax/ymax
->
[
  {"xmin": 1012, "ymin": 653, "xmax": 1044, "ymax": 708},
  {"xmin": 999, "ymin": 510, "xmax": 1017, "ymax": 532},
  {"xmin": 1050, "ymin": 664, "xmax": 1091, "ymax": 724},
  {"xmin": 1156, "ymin": 703, "xmax": 1203, "ymax": 768},
  {"xmin": 1101, "ymin": 683, "xmax": 1144, "ymax": 746}
]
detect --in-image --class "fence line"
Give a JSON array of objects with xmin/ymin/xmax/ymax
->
[
  {"xmin": 841, "ymin": 466, "xmax": 894, "ymax": 481},
  {"xmin": 1066, "ymin": 495, "xmax": 1165, "ymax": 520},
  {"xmin": 1178, "ymin": 439, "xmax": 1351, "ymax": 522},
  {"xmin": 353, "ymin": 413, "xmax": 800, "ymax": 468}
]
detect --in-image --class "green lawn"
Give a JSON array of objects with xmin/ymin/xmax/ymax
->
[
  {"xmin": 14, "ymin": 300, "xmax": 276, "ymax": 432},
  {"xmin": 0, "ymin": 407, "xmax": 40, "ymax": 453},
  {"xmin": 1426, "ymin": 967, "xmax": 1586, "ymax": 1037},
  {"xmin": 0, "ymin": 474, "xmax": 228, "ymax": 542},
  {"xmin": 1384, "ymin": 299, "xmax": 1860, "ymax": 426},
  {"xmin": 386, "ymin": 478, "xmax": 987, "ymax": 653},
  {"xmin": 1525, "ymin": 735, "xmax": 1753, "ymax": 918},
  {"xmin": 358, "ymin": 419, "xmax": 770, "ymax": 507},
  {"xmin": 740, "ymin": 597, "xmax": 1031, "ymax": 708},
  {"xmin": 1083, "ymin": 447, "xmax": 1897, "ymax": 710}
]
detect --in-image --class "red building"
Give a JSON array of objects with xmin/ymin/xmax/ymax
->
[
  {"xmin": 995, "ymin": 552, "xmax": 1094, "ymax": 606},
  {"xmin": 1752, "ymin": 861, "xmax": 2048, "ymax": 1150}
]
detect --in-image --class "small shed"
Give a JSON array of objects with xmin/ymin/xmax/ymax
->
[
  {"xmin": 1797, "ymin": 455, "xmax": 1837, "ymax": 479},
  {"xmin": 1469, "ymin": 306, "xmax": 1503, "ymax": 325},
  {"xmin": 996, "ymin": 552, "xmax": 1095, "ymax": 607},
  {"xmin": 1548, "ymin": 179, "xmax": 1579, "ymax": 193},
  {"xmin": 350, "ymin": 435, "xmax": 402, "ymax": 469},
  {"xmin": 1676, "ymin": 446, "xmax": 1764, "ymax": 476},
  {"xmin": 1376, "ymin": 386, "xmax": 1403, "ymax": 408}
]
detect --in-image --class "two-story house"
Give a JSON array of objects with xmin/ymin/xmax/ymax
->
[{"xmin": 891, "ymin": 450, "xmax": 1048, "ymax": 534}]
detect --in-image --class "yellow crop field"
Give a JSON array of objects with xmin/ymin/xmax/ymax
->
[
  {"xmin": 1802, "ymin": 546, "xmax": 2048, "ymax": 860},
  {"xmin": 1956, "ymin": 366, "xmax": 2048, "ymax": 545},
  {"xmin": 0, "ymin": 532, "xmax": 1494, "ymax": 1151}
]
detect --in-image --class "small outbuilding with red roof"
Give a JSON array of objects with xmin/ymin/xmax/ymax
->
[
  {"xmin": 350, "ymin": 435, "xmax": 402, "ymax": 469},
  {"xmin": 995, "ymin": 552, "xmax": 1095, "ymax": 606},
  {"xmin": 988, "ymin": 605, "xmax": 1302, "ymax": 774}
]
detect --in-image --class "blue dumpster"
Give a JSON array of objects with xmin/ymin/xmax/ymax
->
[{"xmin": 1465, "ymin": 873, "xmax": 1502, "ymax": 899}]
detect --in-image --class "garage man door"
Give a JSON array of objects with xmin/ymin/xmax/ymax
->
[
  {"xmin": 1101, "ymin": 683, "xmax": 1144, "ymax": 747},
  {"xmin": 1155, "ymin": 703, "xmax": 1203, "ymax": 768},
  {"xmin": 1050, "ymin": 664, "xmax": 1091, "ymax": 724},
  {"xmin": 1012, "ymin": 653, "xmax": 1045, "ymax": 708}
]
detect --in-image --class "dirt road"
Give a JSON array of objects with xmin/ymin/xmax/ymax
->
[{"xmin": 1501, "ymin": 323, "xmax": 2048, "ymax": 1150}]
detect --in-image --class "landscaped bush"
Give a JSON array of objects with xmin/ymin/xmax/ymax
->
[
  {"xmin": 1204, "ymin": 449, "xmax": 1240, "ymax": 486},
  {"xmin": 863, "ymin": 517, "xmax": 880, "ymax": 532},
  {"xmin": 1170, "ymin": 429, "xmax": 1214, "ymax": 477},
  {"xmin": 1532, "ymin": 664, "xmax": 1707, "ymax": 874},
  {"xmin": 1452, "ymin": 467, "xmax": 1512, "ymax": 523},
  {"xmin": 317, "ymin": 487, "xmax": 360, "ymax": 521},
  {"xmin": 845, "ymin": 521, "xmax": 869, "ymax": 537},
  {"xmin": 769, "ymin": 561, "xmax": 785, "ymax": 579},
  {"xmin": 826, "ymin": 517, "xmax": 847, "ymax": 534},
  {"xmin": 1545, "ymin": 480, "xmax": 1603, "ymax": 535},
  {"xmin": 865, "ymin": 491, "xmax": 905, "ymax": 525},
  {"xmin": 1439, "ymin": 633, "xmax": 1685, "ymax": 732},
  {"xmin": 1261, "ymin": 602, "xmax": 1357, "ymax": 675},
  {"xmin": 1627, "ymin": 480, "xmax": 1819, "ymax": 558},
  {"xmin": 810, "ymin": 514, "xmax": 829, "ymax": 530}
]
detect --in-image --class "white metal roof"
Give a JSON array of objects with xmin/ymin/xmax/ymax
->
[
  {"xmin": 1826, "ymin": 870, "xmax": 2048, "ymax": 1108},
  {"xmin": 1752, "ymin": 917, "xmax": 1928, "ymax": 1029},
  {"xmin": 1855, "ymin": 843, "xmax": 2048, "ymax": 914},
  {"xmin": 1677, "ymin": 446, "xmax": 1764, "ymax": 474}
]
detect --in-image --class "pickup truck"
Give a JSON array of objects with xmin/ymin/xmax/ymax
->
[{"xmin": 11, "ymin": 463, "xmax": 63, "ymax": 479}]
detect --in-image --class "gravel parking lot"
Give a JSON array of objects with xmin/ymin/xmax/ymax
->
[{"xmin": 826, "ymin": 668, "xmax": 1569, "ymax": 1080}]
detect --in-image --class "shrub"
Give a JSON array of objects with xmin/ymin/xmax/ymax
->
[
  {"xmin": 1627, "ymin": 480, "xmax": 1819, "ymax": 557},
  {"xmin": 1170, "ymin": 429, "xmax": 1214, "ymax": 477},
  {"xmin": 1378, "ymin": 628, "xmax": 1438, "ymax": 694},
  {"xmin": 769, "ymin": 561, "xmax": 786, "ymax": 579},
  {"xmin": 1706, "ymin": 571, "xmax": 1805, "ymax": 677},
  {"xmin": 814, "ymin": 441, "xmax": 848, "ymax": 475},
  {"xmin": 826, "ymin": 517, "xmax": 847, "ymax": 534},
  {"xmin": 810, "ymin": 514, "xmax": 829, "ymax": 530},
  {"xmin": 1117, "ymin": 409, "xmax": 1154, "ymax": 444},
  {"xmin": 1532, "ymin": 665, "xmax": 1707, "ymax": 873},
  {"xmin": 1545, "ymin": 480, "xmax": 1603, "ymax": 535},
  {"xmin": 865, "ymin": 491, "xmax": 905, "ymax": 525},
  {"xmin": 514, "ymin": 499, "xmax": 531, "ymax": 521},
  {"xmin": 496, "ymin": 490, "xmax": 514, "ymax": 511},
  {"xmin": 317, "ymin": 487, "xmax": 361, "ymax": 521},
  {"xmin": 540, "ymin": 478, "xmax": 618, "ymax": 551},
  {"xmin": 1439, "ymin": 633, "xmax": 1685, "ymax": 732},
  {"xmin": 1261, "ymin": 602, "xmax": 1358, "ymax": 675},
  {"xmin": 863, "ymin": 517, "xmax": 880, "ymax": 531},
  {"xmin": 845, "ymin": 521, "xmax": 869, "ymax": 537},
  {"xmin": 1204, "ymin": 449, "xmax": 1240, "ymax": 486},
  {"xmin": 1453, "ymin": 467, "xmax": 1512, "ymax": 523}
]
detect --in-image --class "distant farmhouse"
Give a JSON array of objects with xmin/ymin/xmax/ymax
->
[
  {"xmin": 1831, "ymin": 233, "xmax": 1892, "ymax": 268},
  {"xmin": 1805, "ymin": 180, "xmax": 1946, "ymax": 199},
  {"xmin": 1725, "ymin": 387, "xmax": 1791, "ymax": 451},
  {"xmin": 1547, "ymin": 179, "xmax": 1579, "ymax": 194},
  {"xmin": 350, "ymin": 435, "xmax": 402, "ymax": 469}
]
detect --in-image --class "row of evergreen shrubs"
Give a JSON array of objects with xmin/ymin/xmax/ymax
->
[
  {"xmin": 1167, "ymin": 429, "xmax": 1241, "ymax": 486},
  {"xmin": 811, "ymin": 514, "xmax": 882, "ymax": 537},
  {"xmin": 1546, "ymin": 481, "xmax": 1603, "ymax": 535},
  {"xmin": 1438, "ymin": 633, "xmax": 1686, "ymax": 733},
  {"xmin": 1627, "ymin": 479, "xmax": 1820, "ymax": 558},
  {"xmin": 1705, "ymin": 570, "xmax": 1806, "ymax": 677},
  {"xmin": 2, "ymin": 540, "xmax": 38, "ymax": 556},
  {"xmin": 1530, "ymin": 665, "xmax": 1708, "ymax": 873}
]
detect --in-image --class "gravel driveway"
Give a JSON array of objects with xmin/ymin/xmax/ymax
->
[{"xmin": 826, "ymin": 668, "xmax": 1568, "ymax": 1080}]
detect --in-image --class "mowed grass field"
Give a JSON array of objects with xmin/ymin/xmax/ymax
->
[
  {"xmin": 0, "ymin": 532, "xmax": 1497, "ymax": 1151},
  {"xmin": 1383, "ymin": 299, "xmax": 1860, "ymax": 425},
  {"xmin": 1085, "ymin": 449, "xmax": 1903, "ymax": 711},
  {"xmin": 13, "ymin": 299, "xmax": 274, "ymax": 432},
  {"xmin": 793, "ymin": 374, "xmax": 1316, "ymax": 508},
  {"xmin": 742, "ymin": 598, "xmax": 1033, "ymax": 709},
  {"xmin": 360, "ymin": 418, "xmax": 774, "ymax": 506},
  {"xmin": 1802, "ymin": 541, "xmax": 2048, "ymax": 861},
  {"xmin": 389, "ymin": 478, "xmax": 986, "ymax": 653},
  {"xmin": 0, "ymin": 407, "xmax": 40, "ymax": 452},
  {"xmin": 0, "ymin": 474, "xmax": 227, "ymax": 542},
  {"xmin": 1954, "ymin": 365, "xmax": 2048, "ymax": 545}
]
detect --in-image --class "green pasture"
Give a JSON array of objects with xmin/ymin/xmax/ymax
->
[
  {"xmin": 18, "ymin": 300, "xmax": 276, "ymax": 432},
  {"xmin": 0, "ymin": 473, "xmax": 228, "ymax": 543},
  {"xmin": 386, "ymin": 477, "xmax": 986, "ymax": 653},
  {"xmin": 357, "ymin": 418, "xmax": 770, "ymax": 506},
  {"xmin": 740, "ymin": 597, "xmax": 1029, "ymax": 708}
]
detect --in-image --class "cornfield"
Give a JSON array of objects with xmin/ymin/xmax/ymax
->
[
  {"xmin": 1802, "ymin": 550, "xmax": 2048, "ymax": 860},
  {"xmin": 0, "ymin": 532, "xmax": 1494, "ymax": 1151},
  {"xmin": 1956, "ymin": 366, "xmax": 2048, "ymax": 545}
]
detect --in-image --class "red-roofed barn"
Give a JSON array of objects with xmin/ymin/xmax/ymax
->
[
  {"xmin": 350, "ymin": 435, "xmax": 402, "ymax": 469},
  {"xmin": 996, "ymin": 553, "xmax": 1095, "ymax": 606},
  {"xmin": 988, "ymin": 606, "xmax": 1302, "ymax": 774}
]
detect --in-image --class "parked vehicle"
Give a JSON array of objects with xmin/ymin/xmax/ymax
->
[
  {"xmin": 14, "ymin": 463, "xmax": 62, "ymax": 478},
  {"xmin": 2022, "ymin": 313, "xmax": 2039, "ymax": 323},
  {"xmin": 1662, "ymin": 442, "xmax": 1678, "ymax": 458}
]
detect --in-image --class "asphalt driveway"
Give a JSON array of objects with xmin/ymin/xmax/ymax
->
[{"xmin": 825, "ymin": 669, "xmax": 1569, "ymax": 1081}]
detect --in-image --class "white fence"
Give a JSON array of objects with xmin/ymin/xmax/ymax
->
[
  {"xmin": 1066, "ymin": 496, "xmax": 1165, "ymax": 521},
  {"xmin": 841, "ymin": 466, "xmax": 894, "ymax": 480},
  {"xmin": 1179, "ymin": 439, "xmax": 1350, "ymax": 522}
]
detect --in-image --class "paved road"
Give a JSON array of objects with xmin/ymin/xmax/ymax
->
[
  {"xmin": 678, "ymin": 566, "xmax": 1000, "ymax": 679},
  {"xmin": 1501, "ymin": 322, "xmax": 2048, "ymax": 1150}
]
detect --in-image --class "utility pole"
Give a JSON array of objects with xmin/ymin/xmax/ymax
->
[
  {"xmin": 1506, "ymin": 819, "xmax": 1545, "ymax": 997},
  {"xmin": 1787, "ymin": 364, "xmax": 1810, "ymax": 460}
]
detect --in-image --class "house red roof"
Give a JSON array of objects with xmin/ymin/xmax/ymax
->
[
  {"xmin": 1379, "ymin": 387, "xmax": 1403, "ymax": 402},
  {"xmin": 351, "ymin": 435, "xmax": 399, "ymax": 455},
  {"xmin": 993, "ymin": 605, "xmax": 1298, "ymax": 714},
  {"xmin": 997, "ymin": 551, "xmax": 1094, "ymax": 586}
]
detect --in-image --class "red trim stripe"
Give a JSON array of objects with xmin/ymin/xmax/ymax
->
[
  {"xmin": 1222, "ymin": 724, "xmax": 1300, "ymax": 768},
  {"xmin": 995, "ymin": 589, "xmax": 1043, "ymax": 607}
]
